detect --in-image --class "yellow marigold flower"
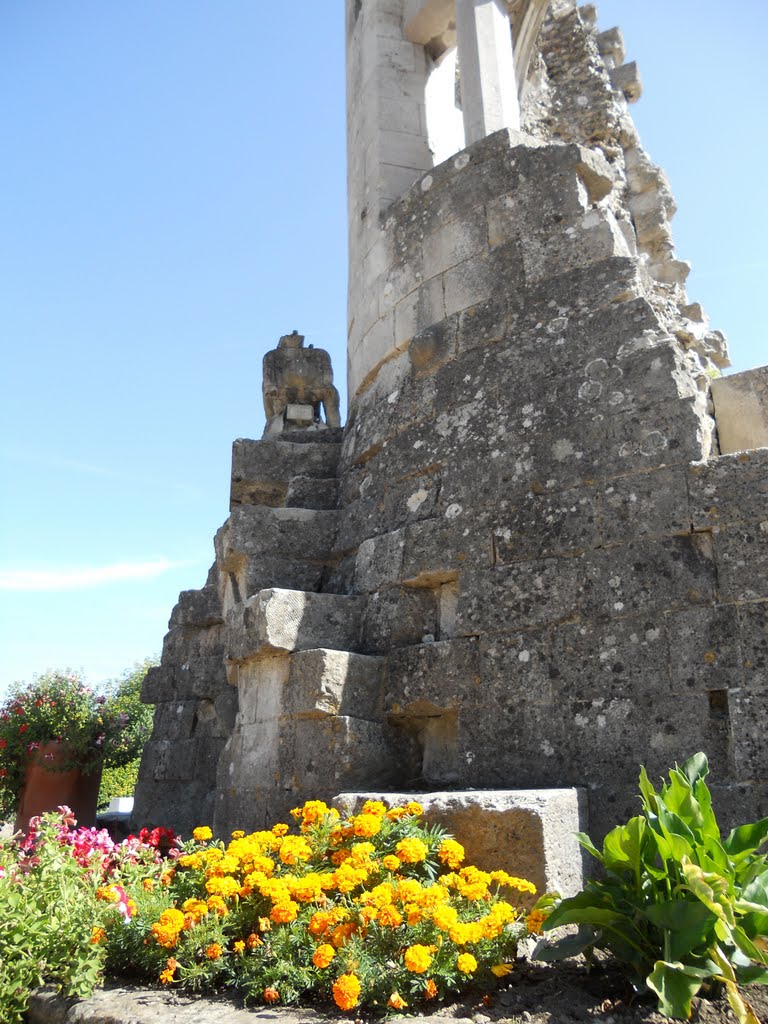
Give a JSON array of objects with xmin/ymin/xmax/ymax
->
[
  {"xmin": 289, "ymin": 872, "xmax": 325, "ymax": 903},
  {"xmin": 178, "ymin": 853, "xmax": 202, "ymax": 870},
  {"xmin": 449, "ymin": 921, "xmax": 483, "ymax": 945},
  {"xmin": 526, "ymin": 909, "xmax": 546, "ymax": 934},
  {"xmin": 405, "ymin": 800, "xmax": 423, "ymax": 816},
  {"xmin": 352, "ymin": 813, "xmax": 382, "ymax": 838},
  {"xmin": 396, "ymin": 878, "xmax": 423, "ymax": 903},
  {"xmin": 437, "ymin": 838, "xmax": 465, "ymax": 869},
  {"xmin": 388, "ymin": 992, "xmax": 408, "ymax": 1010},
  {"xmin": 382, "ymin": 854, "xmax": 400, "ymax": 871},
  {"xmin": 270, "ymin": 900, "xmax": 299, "ymax": 924},
  {"xmin": 491, "ymin": 963, "xmax": 513, "ymax": 978},
  {"xmin": 141, "ymin": 877, "xmax": 155, "ymax": 892},
  {"xmin": 349, "ymin": 841, "xmax": 376, "ymax": 864},
  {"xmin": 331, "ymin": 848, "xmax": 351, "ymax": 866},
  {"xmin": 361, "ymin": 799, "xmax": 387, "ymax": 817},
  {"xmin": 193, "ymin": 826, "xmax": 213, "ymax": 842},
  {"xmin": 312, "ymin": 943, "xmax": 336, "ymax": 968},
  {"xmin": 332, "ymin": 973, "xmax": 361, "ymax": 1011},
  {"xmin": 279, "ymin": 835, "xmax": 312, "ymax": 865},
  {"xmin": 151, "ymin": 908, "xmax": 186, "ymax": 949},
  {"xmin": 332, "ymin": 863, "xmax": 368, "ymax": 894},
  {"xmin": 405, "ymin": 903, "xmax": 423, "ymax": 925},
  {"xmin": 404, "ymin": 944, "xmax": 432, "ymax": 974},
  {"xmin": 182, "ymin": 898, "xmax": 209, "ymax": 925},
  {"xmin": 396, "ymin": 837, "xmax": 428, "ymax": 864},
  {"xmin": 205, "ymin": 875, "xmax": 239, "ymax": 899},
  {"xmin": 490, "ymin": 871, "xmax": 536, "ymax": 894},
  {"xmin": 290, "ymin": 807, "xmax": 303, "ymax": 820},
  {"xmin": 205, "ymin": 943, "xmax": 223, "ymax": 960},
  {"xmin": 432, "ymin": 904, "xmax": 459, "ymax": 931},
  {"xmin": 258, "ymin": 916, "xmax": 272, "ymax": 932},
  {"xmin": 424, "ymin": 979, "xmax": 438, "ymax": 1000},
  {"xmin": 233, "ymin": 940, "xmax": 246, "ymax": 953},
  {"xmin": 204, "ymin": 848, "xmax": 223, "ymax": 864},
  {"xmin": 95, "ymin": 885, "xmax": 119, "ymax": 903},
  {"xmin": 159, "ymin": 968, "xmax": 175, "ymax": 985},
  {"xmin": 457, "ymin": 952, "xmax": 478, "ymax": 974},
  {"xmin": 206, "ymin": 895, "xmax": 229, "ymax": 916},
  {"xmin": 272, "ymin": 822, "xmax": 289, "ymax": 837},
  {"xmin": 488, "ymin": 900, "xmax": 516, "ymax": 923},
  {"xmin": 90, "ymin": 926, "xmax": 107, "ymax": 945},
  {"xmin": 419, "ymin": 884, "xmax": 449, "ymax": 908},
  {"xmin": 377, "ymin": 904, "xmax": 403, "ymax": 928},
  {"xmin": 231, "ymin": 830, "xmax": 245, "ymax": 839},
  {"xmin": 360, "ymin": 881, "xmax": 395, "ymax": 908},
  {"xmin": 263, "ymin": 987, "xmax": 280, "ymax": 1004}
]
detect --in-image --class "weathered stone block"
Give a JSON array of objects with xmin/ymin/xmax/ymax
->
[
  {"xmin": 225, "ymin": 589, "xmax": 365, "ymax": 662},
  {"xmin": 712, "ymin": 523, "xmax": 768, "ymax": 604},
  {"xmin": 386, "ymin": 637, "xmax": 482, "ymax": 710},
  {"xmin": 665, "ymin": 604, "xmax": 743, "ymax": 695},
  {"xmin": 230, "ymin": 437, "xmax": 341, "ymax": 509},
  {"xmin": 730, "ymin": 689, "xmax": 768, "ymax": 780},
  {"xmin": 284, "ymin": 649, "xmax": 386, "ymax": 721},
  {"xmin": 334, "ymin": 789, "xmax": 587, "ymax": 902},
  {"xmin": 285, "ymin": 475, "xmax": 339, "ymax": 510},
  {"xmin": 688, "ymin": 449, "xmax": 768, "ymax": 531},
  {"xmin": 599, "ymin": 467, "xmax": 691, "ymax": 546},
  {"xmin": 360, "ymin": 585, "xmax": 438, "ymax": 653},
  {"xmin": 711, "ymin": 365, "xmax": 768, "ymax": 454},
  {"xmin": 738, "ymin": 601, "xmax": 768, "ymax": 691}
]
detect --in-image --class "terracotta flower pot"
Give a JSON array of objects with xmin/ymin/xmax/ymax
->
[{"xmin": 14, "ymin": 741, "xmax": 102, "ymax": 834}]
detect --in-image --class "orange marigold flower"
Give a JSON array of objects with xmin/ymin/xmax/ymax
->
[
  {"xmin": 160, "ymin": 869, "xmax": 175, "ymax": 886},
  {"xmin": 491, "ymin": 963, "xmax": 513, "ymax": 977},
  {"xmin": 246, "ymin": 933, "xmax": 264, "ymax": 949},
  {"xmin": 382, "ymin": 854, "xmax": 400, "ymax": 871},
  {"xmin": 270, "ymin": 901, "xmax": 299, "ymax": 924},
  {"xmin": 272, "ymin": 823, "xmax": 289, "ymax": 837},
  {"xmin": 424, "ymin": 979, "xmax": 438, "ymax": 1000},
  {"xmin": 312, "ymin": 943, "xmax": 336, "ymax": 968},
  {"xmin": 405, "ymin": 801, "xmax": 423, "ymax": 816},
  {"xmin": 308, "ymin": 910, "xmax": 334, "ymax": 937},
  {"xmin": 258, "ymin": 916, "xmax": 272, "ymax": 932},
  {"xmin": 388, "ymin": 992, "xmax": 408, "ymax": 1010},
  {"xmin": 142, "ymin": 877, "xmax": 155, "ymax": 892},
  {"xmin": 90, "ymin": 926, "xmax": 107, "ymax": 945},
  {"xmin": 331, "ymin": 921, "xmax": 356, "ymax": 948},
  {"xmin": 396, "ymin": 837, "xmax": 428, "ymax": 864},
  {"xmin": 205, "ymin": 943, "xmax": 223, "ymax": 960},
  {"xmin": 404, "ymin": 944, "xmax": 432, "ymax": 974},
  {"xmin": 263, "ymin": 987, "xmax": 280, "ymax": 1004},
  {"xmin": 386, "ymin": 805, "xmax": 408, "ymax": 821},
  {"xmin": 159, "ymin": 968, "xmax": 175, "ymax": 985},
  {"xmin": 206, "ymin": 895, "xmax": 229, "ymax": 916},
  {"xmin": 193, "ymin": 826, "xmax": 213, "ymax": 842},
  {"xmin": 332, "ymin": 973, "xmax": 361, "ymax": 1011},
  {"xmin": 526, "ymin": 909, "xmax": 546, "ymax": 934},
  {"xmin": 405, "ymin": 903, "xmax": 423, "ymax": 926},
  {"xmin": 377, "ymin": 904, "xmax": 403, "ymax": 928}
]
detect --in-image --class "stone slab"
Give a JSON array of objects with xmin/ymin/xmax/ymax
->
[
  {"xmin": 712, "ymin": 365, "xmax": 768, "ymax": 454},
  {"xmin": 333, "ymin": 789, "xmax": 587, "ymax": 903}
]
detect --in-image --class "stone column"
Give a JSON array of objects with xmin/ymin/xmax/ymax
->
[{"xmin": 455, "ymin": 0, "xmax": 520, "ymax": 144}]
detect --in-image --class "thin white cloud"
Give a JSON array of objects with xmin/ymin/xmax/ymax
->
[{"xmin": 0, "ymin": 559, "xmax": 190, "ymax": 592}]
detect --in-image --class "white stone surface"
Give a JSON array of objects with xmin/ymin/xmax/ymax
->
[
  {"xmin": 456, "ymin": 0, "xmax": 520, "ymax": 144},
  {"xmin": 712, "ymin": 366, "xmax": 768, "ymax": 453}
]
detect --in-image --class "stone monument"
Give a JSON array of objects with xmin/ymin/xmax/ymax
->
[
  {"xmin": 133, "ymin": 1, "xmax": 768, "ymax": 866},
  {"xmin": 262, "ymin": 331, "xmax": 341, "ymax": 436}
]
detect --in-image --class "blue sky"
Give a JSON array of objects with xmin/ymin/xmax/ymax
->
[{"xmin": 1, "ymin": 1, "xmax": 766, "ymax": 698}]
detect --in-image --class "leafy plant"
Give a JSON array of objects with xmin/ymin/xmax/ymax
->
[{"xmin": 534, "ymin": 753, "xmax": 768, "ymax": 1023}]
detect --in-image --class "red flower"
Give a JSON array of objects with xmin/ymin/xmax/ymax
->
[
  {"xmin": 0, "ymin": 739, "xmax": 6, "ymax": 748},
  {"xmin": 19, "ymin": 724, "xmax": 28, "ymax": 733}
]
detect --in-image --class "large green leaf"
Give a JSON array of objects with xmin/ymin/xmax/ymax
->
[
  {"xmin": 639, "ymin": 765, "xmax": 659, "ymax": 816},
  {"xmin": 657, "ymin": 805, "xmax": 696, "ymax": 860},
  {"xmin": 665, "ymin": 769, "xmax": 705, "ymax": 832},
  {"xmin": 736, "ymin": 965, "xmax": 768, "ymax": 985},
  {"xmin": 693, "ymin": 778, "xmax": 721, "ymax": 843},
  {"xmin": 647, "ymin": 960, "xmax": 710, "ymax": 1020},
  {"xmin": 643, "ymin": 899, "xmax": 716, "ymax": 960},
  {"xmin": 575, "ymin": 831, "xmax": 604, "ymax": 864},
  {"xmin": 603, "ymin": 817, "xmax": 646, "ymax": 882},
  {"xmin": 679, "ymin": 753, "xmax": 709, "ymax": 788},
  {"xmin": 732, "ymin": 926, "xmax": 768, "ymax": 966},
  {"xmin": 724, "ymin": 819, "xmax": 768, "ymax": 858}
]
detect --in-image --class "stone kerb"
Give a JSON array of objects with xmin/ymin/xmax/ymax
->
[
  {"xmin": 334, "ymin": 788, "xmax": 588, "ymax": 902},
  {"xmin": 348, "ymin": 127, "xmax": 623, "ymax": 401}
]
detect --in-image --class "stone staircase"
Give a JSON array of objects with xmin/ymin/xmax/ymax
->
[{"xmin": 213, "ymin": 430, "xmax": 407, "ymax": 834}]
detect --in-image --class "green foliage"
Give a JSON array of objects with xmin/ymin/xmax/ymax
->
[
  {"xmin": 0, "ymin": 816, "xmax": 108, "ymax": 1024},
  {"xmin": 534, "ymin": 753, "xmax": 768, "ymax": 1022},
  {"xmin": 98, "ymin": 760, "xmax": 140, "ymax": 810}
]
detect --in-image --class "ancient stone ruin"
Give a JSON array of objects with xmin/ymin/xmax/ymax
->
[{"xmin": 134, "ymin": 0, "xmax": 768, "ymax": 859}]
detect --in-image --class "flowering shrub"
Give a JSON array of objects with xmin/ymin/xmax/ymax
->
[
  {"xmin": 103, "ymin": 799, "xmax": 541, "ymax": 1011},
  {"xmin": 0, "ymin": 669, "xmax": 152, "ymax": 818},
  {"xmin": 0, "ymin": 808, "xmax": 165, "ymax": 1024}
]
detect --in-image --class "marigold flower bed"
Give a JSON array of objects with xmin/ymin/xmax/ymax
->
[{"xmin": 0, "ymin": 800, "xmax": 546, "ymax": 1021}]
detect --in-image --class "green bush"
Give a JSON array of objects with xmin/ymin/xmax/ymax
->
[
  {"xmin": 534, "ymin": 753, "xmax": 768, "ymax": 1023},
  {"xmin": 98, "ymin": 760, "xmax": 140, "ymax": 811}
]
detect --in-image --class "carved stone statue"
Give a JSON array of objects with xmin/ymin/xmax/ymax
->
[{"xmin": 262, "ymin": 331, "xmax": 341, "ymax": 436}]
